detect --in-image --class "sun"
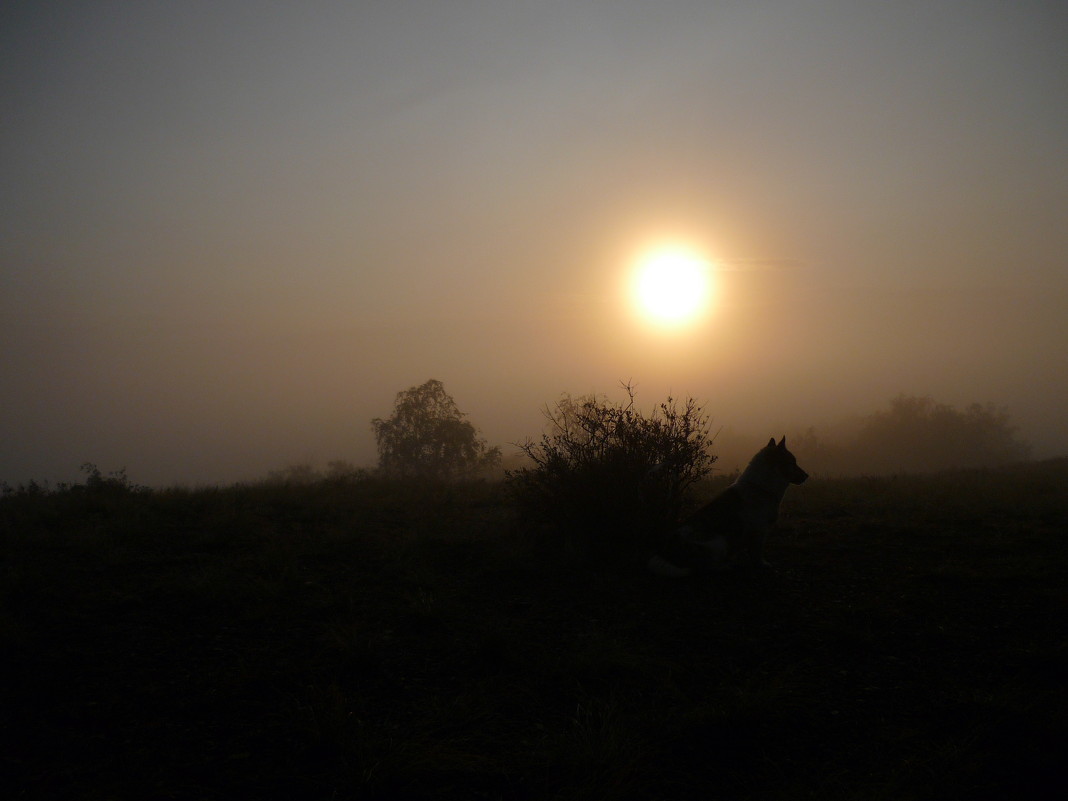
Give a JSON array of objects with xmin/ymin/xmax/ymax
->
[{"xmin": 630, "ymin": 244, "xmax": 713, "ymax": 328}]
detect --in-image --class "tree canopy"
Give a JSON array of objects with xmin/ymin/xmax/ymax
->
[{"xmin": 371, "ymin": 379, "xmax": 500, "ymax": 481}]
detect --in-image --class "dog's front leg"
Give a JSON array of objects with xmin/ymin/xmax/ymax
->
[{"xmin": 739, "ymin": 529, "xmax": 772, "ymax": 570}]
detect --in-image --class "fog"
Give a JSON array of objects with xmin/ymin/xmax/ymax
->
[{"xmin": 3, "ymin": 2, "xmax": 1066, "ymax": 487}]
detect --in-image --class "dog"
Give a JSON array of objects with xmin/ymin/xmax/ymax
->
[{"xmin": 649, "ymin": 436, "xmax": 808, "ymax": 577}]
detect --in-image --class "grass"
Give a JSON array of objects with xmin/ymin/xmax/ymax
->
[{"xmin": 3, "ymin": 462, "xmax": 1067, "ymax": 800}]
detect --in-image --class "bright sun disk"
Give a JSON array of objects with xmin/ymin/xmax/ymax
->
[{"xmin": 631, "ymin": 245, "xmax": 713, "ymax": 327}]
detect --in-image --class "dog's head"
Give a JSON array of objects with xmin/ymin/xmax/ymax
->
[{"xmin": 766, "ymin": 436, "xmax": 809, "ymax": 484}]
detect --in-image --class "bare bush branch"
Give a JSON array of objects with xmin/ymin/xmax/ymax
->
[{"xmin": 508, "ymin": 385, "xmax": 716, "ymax": 555}]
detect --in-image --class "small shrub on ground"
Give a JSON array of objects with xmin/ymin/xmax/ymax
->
[
  {"xmin": 508, "ymin": 383, "xmax": 715, "ymax": 556},
  {"xmin": 263, "ymin": 463, "xmax": 324, "ymax": 486},
  {"xmin": 78, "ymin": 462, "xmax": 150, "ymax": 495}
]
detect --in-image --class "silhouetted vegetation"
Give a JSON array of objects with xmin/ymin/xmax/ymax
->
[
  {"xmin": 371, "ymin": 379, "xmax": 501, "ymax": 481},
  {"xmin": 791, "ymin": 394, "xmax": 1032, "ymax": 476},
  {"xmin": 508, "ymin": 383, "xmax": 715, "ymax": 555},
  {"xmin": 0, "ymin": 462, "xmax": 147, "ymax": 499}
]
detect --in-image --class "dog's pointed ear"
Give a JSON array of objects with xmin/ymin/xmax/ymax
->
[
  {"xmin": 778, "ymin": 435, "xmax": 786, "ymax": 448},
  {"xmin": 767, "ymin": 437, "xmax": 776, "ymax": 449}
]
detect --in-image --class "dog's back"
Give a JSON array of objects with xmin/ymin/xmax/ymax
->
[{"xmin": 649, "ymin": 436, "xmax": 807, "ymax": 577}]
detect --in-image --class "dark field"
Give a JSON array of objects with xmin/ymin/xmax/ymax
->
[{"xmin": 3, "ymin": 462, "xmax": 1067, "ymax": 800}]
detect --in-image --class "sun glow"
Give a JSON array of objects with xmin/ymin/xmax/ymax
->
[{"xmin": 630, "ymin": 244, "xmax": 713, "ymax": 328}]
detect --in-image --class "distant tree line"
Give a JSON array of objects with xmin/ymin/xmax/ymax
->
[
  {"xmin": 789, "ymin": 394, "xmax": 1031, "ymax": 476},
  {"xmin": 366, "ymin": 382, "xmax": 1030, "ymax": 488},
  {"xmin": 5, "ymin": 383, "xmax": 1027, "ymax": 502}
]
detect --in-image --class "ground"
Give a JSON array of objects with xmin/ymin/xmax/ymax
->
[{"xmin": 3, "ymin": 462, "xmax": 1066, "ymax": 799}]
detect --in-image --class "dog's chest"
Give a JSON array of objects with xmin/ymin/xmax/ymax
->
[{"xmin": 737, "ymin": 502, "xmax": 778, "ymax": 530}]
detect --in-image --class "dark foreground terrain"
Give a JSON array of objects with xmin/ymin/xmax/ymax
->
[{"xmin": 3, "ymin": 462, "xmax": 1067, "ymax": 800}]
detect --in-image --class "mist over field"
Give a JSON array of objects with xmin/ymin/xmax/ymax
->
[{"xmin": 3, "ymin": 2, "xmax": 1066, "ymax": 488}]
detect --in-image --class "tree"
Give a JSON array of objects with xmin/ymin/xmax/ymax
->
[
  {"xmin": 371, "ymin": 379, "xmax": 501, "ymax": 481},
  {"xmin": 852, "ymin": 394, "xmax": 1031, "ymax": 473}
]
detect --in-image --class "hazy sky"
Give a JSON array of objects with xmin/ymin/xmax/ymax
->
[{"xmin": 3, "ymin": 0, "xmax": 1067, "ymax": 486}]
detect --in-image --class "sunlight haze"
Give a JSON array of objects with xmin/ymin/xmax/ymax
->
[{"xmin": 2, "ymin": 1, "xmax": 1066, "ymax": 486}]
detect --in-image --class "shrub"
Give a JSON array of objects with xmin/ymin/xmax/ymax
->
[
  {"xmin": 263, "ymin": 464, "xmax": 326, "ymax": 486},
  {"xmin": 508, "ymin": 383, "xmax": 715, "ymax": 555},
  {"xmin": 79, "ymin": 463, "xmax": 149, "ymax": 494}
]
